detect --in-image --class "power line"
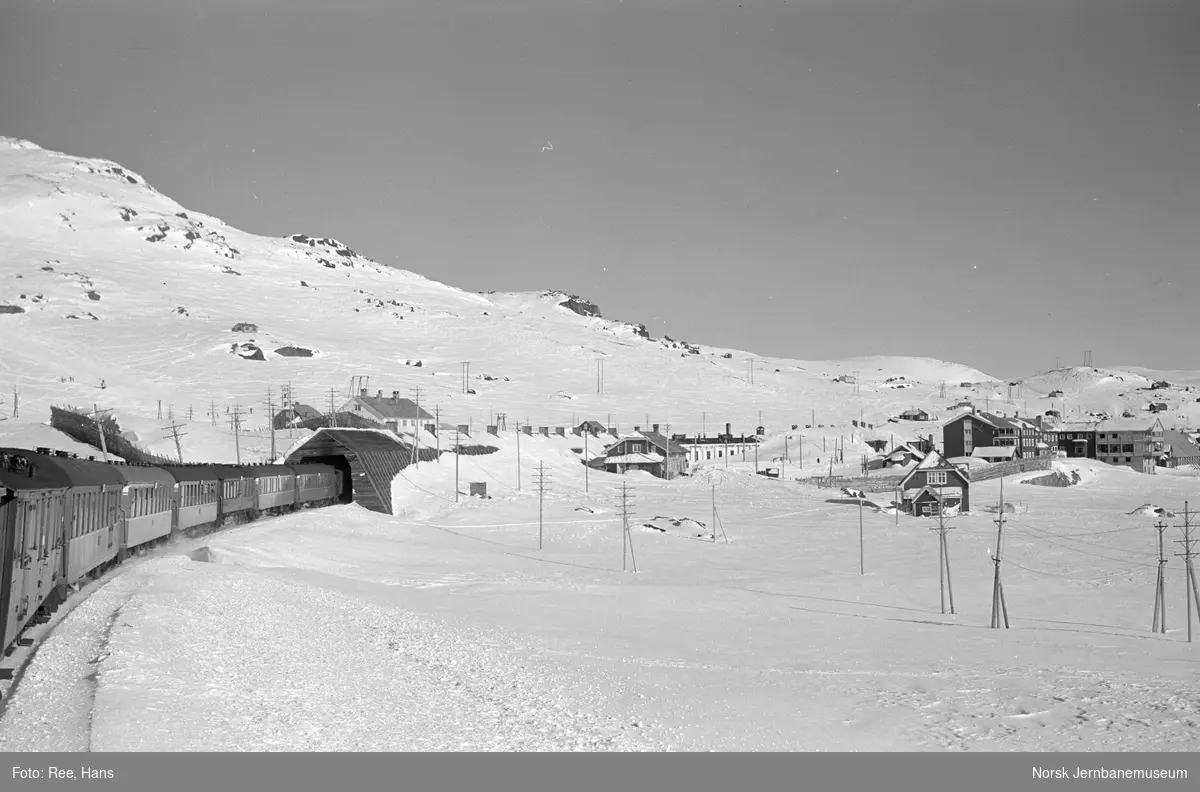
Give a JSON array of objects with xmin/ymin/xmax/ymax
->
[
  {"xmin": 1152, "ymin": 520, "xmax": 1169, "ymax": 634},
  {"xmin": 229, "ymin": 404, "xmax": 244, "ymax": 465},
  {"xmin": 990, "ymin": 477, "xmax": 1010, "ymax": 629},
  {"xmin": 619, "ymin": 481, "xmax": 637, "ymax": 573},
  {"xmin": 163, "ymin": 421, "xmax": 188, "ymax": 463},
  {"xmin": 411, "ymin": 385, "xmax": 424, "ymax": 469},
  {"xmin": 1175, "ymin": 501, "xmax": 1200, "ymax": 643},
  {"xmin": 930, "ymin": 489, "xmax": 957, "ymax": 615},
  {"xmin": 263, "ymin": 386, "xmax": 277, "ymax": 462},
  {"xmin": 534, "ymin": 461, "xmax": 550, "ymax": 550}
]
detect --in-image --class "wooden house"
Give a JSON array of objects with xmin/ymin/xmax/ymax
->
[
  {"xmin": 883, "ymin": 443, "xmax": 926, "ymax": 468},
  {"xmin": 573, "ymin": 420, "xmax": 606, "ymax": 437},
  {"xmin": 1159, "ymin": 430, "xmax": 1200, "ymax": 468},
  {"xmin": 674, "ymin": 422, "xmax": 759, "ymax": 464},
  {"xmin": 900, "ymin": 450, "xmax": 970, "ymax": 516},
  {"xmin": 273, "ymin": 402, "xmax": 323, "ymax": 430},
  {"xmin": 601, "ymin": 429, "xmax": 689, "ymax": 479},
  {"xmin": 899, "ymin": 408, "xmax": 930, "ymax": 422},
  {"xmin": 1049, "ymin": 422, "xmax": 1098, "ymax": 459},
  {"xmin": 340, "ymin": 389, "xmax": 435, "ymax": 435},
  {"xmin": 943, "ymin": 409, "xmax": 1045, "ymax": 459},
  {"xmin": 1091, "ymin": 417, "xmax": 1164, "ymax": 473}
]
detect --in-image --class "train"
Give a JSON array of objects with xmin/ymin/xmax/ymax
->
[{"xmin": 0, "ymin": 446, "xmax": 345, "ymax": 659}]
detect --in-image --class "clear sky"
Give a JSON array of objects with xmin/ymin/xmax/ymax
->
[{"xmin": 2, "ymin": 0, "xmax": 1196, "ymax": 379}]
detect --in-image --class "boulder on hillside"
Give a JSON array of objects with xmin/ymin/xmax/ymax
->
[
  {"xmin": 231, "ymin": 322, "xmax": 258, "ymax": 333},
  {"xmin": 275, "ymin": 345, "xmax": 314, "ymax": 358}
]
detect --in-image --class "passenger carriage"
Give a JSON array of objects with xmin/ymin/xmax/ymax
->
[
  {"xmin": 252, "ymin": 464, "xmax": 297, "ymax": 512},
  {"xmin": 114, "ymin": 463, "xmax": 175, "ymax": 558},
  {"xmin": 1, "ymin": 449, "xmax": 74, "ymax": 653},
  {"xmin": 156, "ymin": 465, "xmax": 221, "ymax": 535},
  {"xmin": 217, "ymin": 464, "xmax": 257, "ymax": 520},
  {"xmin": 291, "ymin": 462, "xmax": 339, "ymax": 506},
  {"xmin": 53, "ymin": 454, "xmax": 125, "ymax": 589}
]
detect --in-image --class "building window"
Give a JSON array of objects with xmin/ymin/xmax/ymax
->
[
  {"xmin": 1125, "ymin": 457, "xmax": 1132, "ymax": 463},
  {"xmin": 928, "ymin": 471, "xmax": 948, "ymax": 486},
  {"xmin": 1122, "ymin": 444, "xmax": 1133, "ymax": 453},
  {"xmin": 1098, "ymin": 444, "xmax": 1108, "ymax": 453}
]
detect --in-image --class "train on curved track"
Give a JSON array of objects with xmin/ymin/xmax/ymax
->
[{"xmin": 0, "ymin": 446, "xmax": 345, "ymax": 659}]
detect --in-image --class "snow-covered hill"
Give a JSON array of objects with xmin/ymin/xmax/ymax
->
[{"xmin": 2, "ymin": 137, "xmax": 1197, "ymax": 467}]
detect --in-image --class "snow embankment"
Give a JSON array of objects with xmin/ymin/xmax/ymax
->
[{"xmin": 0, "ymin": 555, "xmax": 659, "ymax": 751}]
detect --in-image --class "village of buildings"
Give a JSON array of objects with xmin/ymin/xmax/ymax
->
[{"xmin": 272, "ymin": 378, "xmax": 1200, "ymax": 521}]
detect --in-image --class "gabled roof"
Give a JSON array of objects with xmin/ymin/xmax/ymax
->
[
  {"xmin": 1092, "ymin": 417, "xmax": 1164, "ymax": 432},
  {"xmin": 971, "ymin": 446, "xmax": 1017, "ymax": 459},
  {"xmin": 635, "ymin": 431, "xmax": 689, "ymax": 456},
  {"xmin": 941, "ymin": 410, "xmax": 998, "ymax": 429},
  {"xmin": 1162, "ymin": 430, "xmax": 1200, "ymax": 457},
  {"xmin": 900, "ymin": 449, "xmax": 966, "ymax": 490},
  {"xmin": 1048, "ymin": 421, "xmax": 1099, "ymax": 433},
  {"xmin": 352, "ymin": 394, "xmax": 434, "ymax": 421}
]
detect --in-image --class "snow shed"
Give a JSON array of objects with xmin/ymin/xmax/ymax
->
[{"xmin": 282, "ymin": 428, "xmax": 418, "ymax": 515}]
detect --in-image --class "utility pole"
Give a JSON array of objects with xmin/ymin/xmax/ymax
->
[
  {"xmin": 709, "ymin": 483, "xmax": 730, "ymax": 544},
  {"xmin": 516, "ymin": 421, "xmax": 522, "ymax": 491},
  {"xmin": 798, "ymin": 434, "xmax": 803, "ymax": 470},
  {"xmin": 931, "ymin": 489, "xmax": 957, "ymax": 614},
  {"xmin": 461, "ymin": 362, "xmax": 470, "ymax": 394},
  {"xmin": 263, "ymin": 386, "xmax": 277, "ymax": 462},
  {"xmin": 662, "ymin": 422, "xmax": 671, "ymax": 480},
  {"xmin": 157, "ymin": 399, "xmax": 162, "ymax": 420},
  {"xmin": 1152, "ymin": 520, "xmax": 1169, "ymax": 634},
  {"xmin": 1174, "ymin": 501, "xmax": 1200, "ymax": 643},
  {"xmin": 411, "ymin": 385, "xmax": 423, "ymax": 468},
  {"xmin": 327, "ymin": 388, "xmax": 339, "ymax": 428},
  {"xmin": 534, "ymin": 462, "xmax": 550, "ymax": 550},
  {"xmin": 163, "ymin": 421, "xmax": 188, "ymax": 463},
  {"xmin": 990, "ymin": 477, "xmax": 1010, "ymax": 629},
  {"xmin": 859, "ymin": 493, "xmax": 864, "ymax": 575},
  {"xmin": 229, "ymin": 405, "xmax": 244, "ymax": 465},
  {"xmin": 435, "ymin": 406, "xmax": 441, "ymax": 462},
  {"xmin": 11, "ymin": 384, "xmax": 17, "ymax": 418},
  {"xmin": 454, "ymin": 427, "xmax": 460, "ymax": 502},
  {"xmin": 783, "ymin": 435, "xmax": 787, "ymax": 480},
  {"xmin": 584, "ymin": 429, "xmax": 590, "ymax": 493},
  {"xmin": 91, "ymin": 404, "xmax": 111, "ymax": 463},
  {"xmin": 619, "ymin": 481, "xmax": 637, "ymax": 572},
  {"xmin": 210, "ymin": 399, "xmax": 218, "ymax": 427},
  {"xmin": 596, "ymin": 357, "xmax": 604, "ymax": 394}
]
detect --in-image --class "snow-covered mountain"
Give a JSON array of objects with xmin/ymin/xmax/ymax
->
[{"xmin": 2, "ymin": 137, "xmax": 1196, "ymax": 463}]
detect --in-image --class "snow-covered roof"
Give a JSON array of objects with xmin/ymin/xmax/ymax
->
[
  {"xmin": 1092, "ymin": 417, "xmax": 1164, "ymax": 432},
  {"xmin": 971, "ymin": 446, "xmax": 1017, "ymax": 459},
  {"xmin": 603, "ymin": 453, "xmax": 663, "ymax": 465}
]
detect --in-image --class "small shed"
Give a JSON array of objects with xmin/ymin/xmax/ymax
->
[{"xmin": 900, "ymin": 409, "xmax": 930, "ymax": 422}]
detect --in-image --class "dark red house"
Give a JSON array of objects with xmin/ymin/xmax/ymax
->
[{"xmin": 900, "ymin": 451, "xmax": 970, "ymax": 516}]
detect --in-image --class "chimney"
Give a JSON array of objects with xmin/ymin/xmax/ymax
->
[
  {"xmin": 376, "ymin": 390, "xmax": 383, "ymax": 398},
  {"xmin": 634, "ymin": 425, "xmax": 641, "ymax": 432},
  {"xmin": 726, "ymin": 422, "xmax": 731, "ymax": 436},
  {"xmin": 392, "ymin": 390, "xmax": 400, "ymax": 401},
  {"xmin": 652, "ymin": 423, "xmax": 659, "ymax": 434},
  {"xmin": 359, "ymin": 389, "xmax": 367, "ymax": 398}
]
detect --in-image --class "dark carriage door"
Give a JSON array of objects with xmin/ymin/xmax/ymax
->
[{"xmin": 0, "ymin": 494, "xmax": 15, "ymax": 651}]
